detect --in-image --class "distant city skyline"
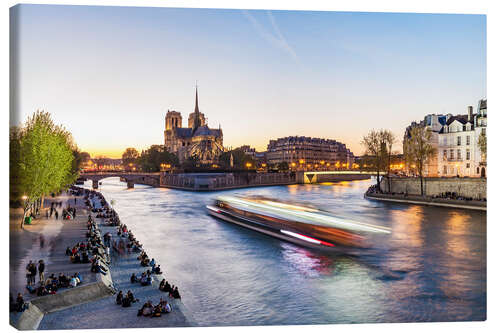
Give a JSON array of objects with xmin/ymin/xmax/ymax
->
[{"xmin": 12, "ymin": 4, "xmax": 486, "ymax": 158}]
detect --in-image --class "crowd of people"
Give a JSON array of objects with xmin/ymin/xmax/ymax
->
[
  {"xmin": 13, "ymin": 184, "xmax": 183, "ymax": 320},
  {"xmin": 431, "ymin": 191, "xmax": 487, "ymax": 202},
  {"xmin": 107, "ymin": 203, "xmax": 182, "ymax": 318}
]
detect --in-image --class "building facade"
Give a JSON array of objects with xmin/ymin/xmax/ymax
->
[
  {"xmin": 404, "ymin": 114, "xmax": 447, "ymax": 176},
  {"xmin": 404, "ymin": 99, "xmax": 487, "ymax": 178},
  {"xmin": 438, "ymin": 100, "xmax": 487, "ymax": 178},
  {"xmin": 164, "ymin": 87, "xmax": 225, "ymax": 165},
  {"xmin": 266, "ymin": 136, "xmax": 354, "ymax": 169}
]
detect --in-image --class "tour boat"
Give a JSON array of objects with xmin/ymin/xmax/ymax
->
[{"xmin": 206, "ymin": 195, "xmax": 391, "ymax": 251}]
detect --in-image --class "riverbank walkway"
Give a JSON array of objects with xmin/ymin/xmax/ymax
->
[{"xmin": 10, "ymin": 190, "xmax": 194, "ymax": 329}]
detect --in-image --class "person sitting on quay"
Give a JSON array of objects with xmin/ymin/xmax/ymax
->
[
  {"xmin": 116, "ymin": 290, "xmax": 123, "ymax": 305},
  {"xmin": 130, "ymin": 273, "xmax": 138, "ymax": 283},
  {"xmin": 71, "ymin": 253, "xmax": 81, "ymax": 264},
  {"xmin": 14, "ymin": 293, "xmax": 28, "ymax": 312},
  {"xmin": 137, "ymin": 251, "xmax": 148, "ymax": 262},
  {"xmin": 140, "ymin": 273, "xmax": 151, "ymax": 286},
  {"xmin": 153, "ymin": 264, "xmax": 162, "ymax": 275},
  {"xmin": 149, "ymin": 258, "xmax": 156, "ymax": 268},
  {"xmin": 90, "ymin": 260, "xmax": 108, "ymax": 275},
  {"xmin": 59, "ymin": 273, "xmax": 70, "ymax": 288},
  {"xmin": 126, "ymin": 290, "xmax": 138, "ymax": 304},
  {"xmin": 170, "ymin": 286, "xmax": 181, "ymax": 299},
  {"xmin": 141, "ymin": 257, "xmax": 150, "ymax": 267},
  {"xmin": 69, "ymin": 275, "xmax": 78, "ymax": 288},
  {"xmin": 81, "ymin": 251, "xmax": 90, "ymax": 264},
  {"xmin": 159, "ymin": 279, "xmax": 171, "ymax": 293},
  {"xmin": 160, "ymin": 298, "xmax": 172, "ymax": 314},
  {"xmin": 137, "ymin": 300, "xmax": 154, "ymax": 317},
  {"xmin": 36, "ymin": 282, "xmax": 49, "ymax": 297},
  {"xmin": 153, "ymin": 303, "xmax": 163, "ymax": 317},
  {"xmin": 65, "ymin": 247, "xmax": 72, "ymax": 256}
]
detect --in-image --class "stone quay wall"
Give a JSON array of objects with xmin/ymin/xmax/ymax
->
[{"xmin": 380, "ymin": 177, "xmax": 486, "ymax": 199}]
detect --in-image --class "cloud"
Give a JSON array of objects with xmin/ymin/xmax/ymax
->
[{"xmin": 242, "ymin": 10, "xmax": 298, "ymax": 63}]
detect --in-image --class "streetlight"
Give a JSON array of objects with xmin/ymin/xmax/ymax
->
[{"xmin": 246, "ymin": 162, "xmax": 252, "ymax": 169}]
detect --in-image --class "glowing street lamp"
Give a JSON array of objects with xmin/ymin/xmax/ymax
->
[{"xmin": 246, "ymin": 162, "xmax": 252, "ymax": 169}]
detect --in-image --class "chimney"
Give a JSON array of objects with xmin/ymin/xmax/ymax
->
[{"xmin": 468, "ymin": 106, "xmax": 473, "ymax": 122}]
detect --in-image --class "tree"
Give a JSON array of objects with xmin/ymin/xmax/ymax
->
[
  {"xmin": 404, "ymin": 126, "xmax": 436, "ymax": 196},
  {"xmin": 93, "ymin": 156, "xmax": 109, "ymax": 170},
  {"xmin": 13, "ymin": 111, "xmax": 75, "ymax": 228},
  {"xmin": 478, "ymin": 130, "xmax": 487, "ymax": 162},
  {"xmin": 137, "ymin": 145, "xmax": 179, "ymax": 172},
  {"xmin": 122, "ymin": 148, "xmax": 139, "ymax": 171},
  {"xmin": 277, "ymin": 161, "xmax": 289, "ymax": 172},
  {"xmin": 380, "ymin": 130, "xmax": 396, "ymax": 193},
  {"xmin": 361, "ymin": 130, "xmax": 383, "ymax": 188},
  {"xmin": 219, "ymin": 149, "xmax": 255, "ymax": 170}
]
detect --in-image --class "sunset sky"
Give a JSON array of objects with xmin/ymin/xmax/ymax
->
[{"xmin": 12, "ymin": 4, "xmax": 486, "ymax": 158}]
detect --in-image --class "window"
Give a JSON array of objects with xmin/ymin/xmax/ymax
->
[
  {"xmin": 457, "ymin": 136, "xmax": 461, "ymax": 146},
  {"xmin": 443, "ymin": 165, "xmax": 447, "ymax": 175},
  {"xmin": 443, "ymin": 137, "xmax": 447, "ymax": 145},
  {"xmin": 443, "ymin": 150, "xmax": 447, "ymax": 160},
  {"xmin": 466, "ymin": 149, "xmax": 470, "ymax": 160},
  {"xmin": 466, "ymin": 163, "xmax": 470, "ymax": 169},
  {"xmin": 482, "ymin": 128, "xmax": 486, "ymax": 135},
  {"xmin": 450, "ymin": 150, "xmax": 454, "ymax": 160},
  {"xmin": 466, "ymin": 135, "xmax": 470, "ymax": 145},
  {"xmin": 477, "ymin": 167, "xmax": 480, "ymax": 174},
  {"xmin": 457, "ymin": 149, "xmax": 462, "ymax": 160}
]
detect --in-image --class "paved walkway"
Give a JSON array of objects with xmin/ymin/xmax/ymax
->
[
  {"xmin": 35, "ymin": 192, "xmax": 193, "ymax": 329},
  {"xmin": 9, "ymin": 192, "xmax": 99, "ymax": 325}
]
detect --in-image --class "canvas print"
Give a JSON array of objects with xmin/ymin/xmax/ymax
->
[{"xmin": 9, "ymin": 4, "xmax": 486, "ymax": 330}]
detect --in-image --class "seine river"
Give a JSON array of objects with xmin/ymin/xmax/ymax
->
[{"xmin": 90, "ymin": 177, "xmax": 486, "ymax": 325}]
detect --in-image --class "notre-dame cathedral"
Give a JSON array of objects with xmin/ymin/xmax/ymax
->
[{"xmin": 164, "ymin": 87, "xmax": 225, "ymax": 165}]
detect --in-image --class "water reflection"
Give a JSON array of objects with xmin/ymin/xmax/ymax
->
[
  {"xmin": 280, "ymin": 242, "xmax": 335, "ymax": 277},
  {"xmin": 88, "ymin": 177, "xmax": 485, "ymax": 325}
]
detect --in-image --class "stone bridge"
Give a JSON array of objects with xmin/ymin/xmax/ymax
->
[{"xmin": 78, "ymin": 172, "xmax": 161, "ymax": 189}]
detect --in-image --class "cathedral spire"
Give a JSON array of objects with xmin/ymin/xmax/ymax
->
[{"xmin": 193, "ymin": 83, "xmax": 201, "ymax": 131}]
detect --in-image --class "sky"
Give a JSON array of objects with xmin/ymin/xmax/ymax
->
[{"xmin": 11, "ymin": 4, "xmax": 486, "ymax": 158}]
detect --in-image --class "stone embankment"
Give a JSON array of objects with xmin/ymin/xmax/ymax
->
[
  {"xmin": 12, "ymin": 189, "xmax": 194, "ymax": 330},
  {"xmin": 365, "ymin": 192, "xmax": 486, "ymax": 211},
  {"xmin": 366, "ymin": 176, "xmax": 487, "ymax": 211},
  {"xmin": 379, "ymin": 176, "xmax": 486, "ymax": 199}
]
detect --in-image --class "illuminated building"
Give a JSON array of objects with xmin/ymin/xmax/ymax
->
[
  {"xmin": 266, "ymin": 136, "xmax": 354, "ymax": 169},
  {"xmin": 164, "ymin": 87, "xmax": 225, "ymax": 165}
]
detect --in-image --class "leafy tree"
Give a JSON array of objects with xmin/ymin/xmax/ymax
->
[
  {"xmin": 478, "ymin": 130, "xmax": 487, "ymax": 162},
  {"xmin": 9, "ymin": 127, "xmax": 22, "ymax": 207},
  {"xmin": 219, "ymin": 149, "xmax": 255, "ymax": 169},
  {"xmin": 277, "ymin": 161, "xmax": 289, "ymax": 172},
  {"xmin": 14, "ymin": 111, "xmax": 75, "ymax": 228},
  {"xmin": 92, "ymin": 156, "xmax": 109, "ymax": 170},
  {"xmin": 404, "ymin": 126, "xmax": 436, "ymax": 196},
  {"xmin": 79, "ymin": 152, "xmax": 91, "ymax": 164},
  {"xmin": 122, "ymin": 148, "xmax": 140, "ymax": 170},
  {"xmin": 181, "ymin": 155, "xmax": 200, "ymax": 170},
  {"xmin": 138, "ymin": 145, "xmax": 179, "ymax": 172}
]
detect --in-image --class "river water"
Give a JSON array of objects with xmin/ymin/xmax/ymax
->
[{"xmin": 88, "ymin": 177, "xmax": 486, "ymax": 325}]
